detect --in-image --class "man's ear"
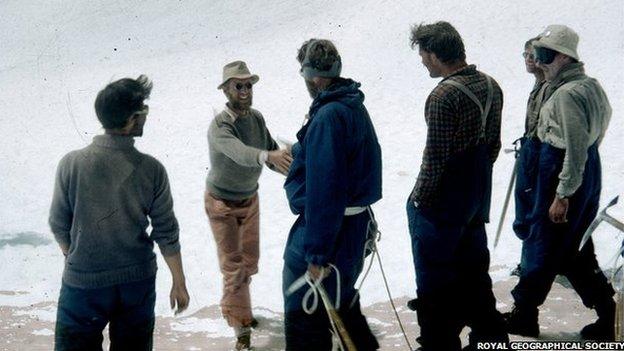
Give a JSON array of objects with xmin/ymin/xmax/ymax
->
[
  {"xmin": 311, "ymin": 76, "xmax": 331, "ymax": 88},
  {"xmin": 310, "ymin": 76, "xmax": 322, "ymax": 86},
  {"xmin": 429, "ymin": 52, "xmax": 442, "ymax": 66},
  {"xmin": 555, "ymin": 53, "xmax": 572, "ymax": 65}
]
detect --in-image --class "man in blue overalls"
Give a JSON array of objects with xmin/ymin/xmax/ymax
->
[
  {"xmin": 510, "ymin": 36, "xmax": 551, "ymax": 278},
  {"xmin": 406, "ymin": 22, "xmax": 509, "ymax": 350},
  {"xmin": 513, "ymin": 36, "xmax": 548, "ymax": 245},
  {"xmin": 505, "ymin": 25, "xmax": 615, "ymax": 341},
  {"xmin": 282, "ymin": 39, "xmax": 383, "ymax": 350}
]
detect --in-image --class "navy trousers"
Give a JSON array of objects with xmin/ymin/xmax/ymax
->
[
  {"xmin": 282, "ymin": 212, "xmax": 378, "ymax": 351},
  {"xmin": 407, "ymin": 200, "xmax": 507, "ymax": 350},
  {"xmin": 511, "ymin": 143, "xmax": 614, "ymax": 309},
  {"xmin": 513, "ymin": 137, "xmax": 542, "ymax": 240},
  {"xmin": 55, "ymin": 276, "xmax": 156, "ymax": 351}
]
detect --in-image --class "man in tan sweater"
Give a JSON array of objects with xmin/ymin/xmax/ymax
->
[{"xmin": 205, "ymin": 61, "xmax": 291, "ymax": 350}]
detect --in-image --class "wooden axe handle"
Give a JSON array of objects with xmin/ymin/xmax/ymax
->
[{"xmin": 317, "ymin": 283, "xmax": 358, "ymax": 351}]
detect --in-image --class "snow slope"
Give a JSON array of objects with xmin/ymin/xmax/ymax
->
[{"xmin": 1, "ymin": 0, "xmax": 622, "ymax": 325}]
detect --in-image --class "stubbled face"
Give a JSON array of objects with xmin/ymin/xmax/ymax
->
[
  {"xmin": 524, "ymin": 46, "xmax": 539, "ymax": 74},
  {"xmin": 536, "ymin": 53, "xmax": 566, "ymax": 81},
  {"xmin": 419, "ymin": 48, "xmax": 441, "ymax": 78},
  {"xmin": 129, "ymin": 105, "xmax": 149, "ymax": 136},
  {"xmin": 305, "ymin": 78, "xmax": 321, "ymax": 99},
  {"xmin": 224, "ymin": 78, "xmax": 253, "ymax": 111}
]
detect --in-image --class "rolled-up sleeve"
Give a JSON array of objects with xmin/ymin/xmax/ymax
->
[{"xmin": 149, "ymin": 164, "xmax": 180, "ymax": 256}]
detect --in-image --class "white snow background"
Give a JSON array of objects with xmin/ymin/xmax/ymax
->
[{"xmin": 1, "ymin": 0, "xmax": 623, "ymax": 335}]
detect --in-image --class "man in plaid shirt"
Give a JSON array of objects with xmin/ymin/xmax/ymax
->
[{"xmin": 406, "ymin": 21, "xmax": 509, "ymax": 351}]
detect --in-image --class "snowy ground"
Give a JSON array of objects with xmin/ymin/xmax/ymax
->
[
  {"xmin": 0, "ymin": 279, "xmax": 603, "ymax": 350},
  {"xmin": 1, "ymin": 0, "xmax": 623, "ymax": 348}
]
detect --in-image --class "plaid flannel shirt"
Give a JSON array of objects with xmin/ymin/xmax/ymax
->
[{"xmin": 411, "ymin": 65, "xmax": 503, "ymax": 208}]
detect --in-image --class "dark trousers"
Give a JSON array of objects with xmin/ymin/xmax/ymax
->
[
  {"xmin": 282, "ymin": 261, "xmax": 379, "ymax": 351},
  {"xmin": 55, "ymin": 276, "xmax": 156, "ymax": 351},
  {"xmin": 282, "ymin": 213, "xmax": 378, "ymax": 351},
  {"xmin": 513, "ymin": 137, "xmax": 541, "ymax": 240},
  {"xmin": 407, "ymin": 200, "xmax": 508, "ymax": 350},
  {"xmin": 511, "ymin": 143, "xmax": 614, "ymax": 309}
]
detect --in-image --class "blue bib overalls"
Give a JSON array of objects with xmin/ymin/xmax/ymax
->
[
  {"xmin": 407, "ymin": 144, "xmax": 508, "ymax": 350},
  {"xmin": 511, "ymin": 142, "xmax": 614, "ymax": 310}
]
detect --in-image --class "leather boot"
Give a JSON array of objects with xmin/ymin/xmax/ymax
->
[
  {"xmin": 503, "ymin": 305, "xmax": 539, "ymax": 337},
  {"xmin": 581, "ymin": 298, "xmax": 615, "ymax": 341},
  {"xmin": 410, "ymin": 297, "xmax": 462, "ymax": 351}
]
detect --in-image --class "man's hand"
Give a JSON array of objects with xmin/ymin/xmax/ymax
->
[
  {"xmin": 267, "ymin": 149, "xmax": 293, "ymax": 175},
  {"xmin": 59, "ymin": 243, "xmax": 69, "ymax": 257},
  {"xmin": 163, "ymin": 252, "xmax": 190, "ymax": 315},
  {"xmin": 170, "ymin": 280, "xmax": 190, "ymax": 315},
  {"xmin": 307, "ymin": 264, "xmax": 329, "ymax": 281},
  {"xmin": 549, "ymin": 196, "xmax": 569, "ymax": 223}
]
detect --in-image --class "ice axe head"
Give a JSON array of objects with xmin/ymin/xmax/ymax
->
[
  {"xmin": 608, "ymin": 196, "xmax": 620, "ymax": 208},
  {"xmin": 579, "ymin": 196, "xmax": 620, "ymax": 251}
]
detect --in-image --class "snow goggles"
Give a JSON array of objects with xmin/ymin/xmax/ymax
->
[{"xmin": 534, "ymin": 47, "xmax": 558, "ymax": 65}]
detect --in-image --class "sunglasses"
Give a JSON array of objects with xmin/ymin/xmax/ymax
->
[
  {"xmin": 234, "ymin": 82, "xmax": 253, "ymax": 91},
  {"xmin": 522, "ymin": 52, "xmax": 535, "ymax": 60},
  {"xmin": 534, "ymin": 47, "xmax": 558, "ymax": 65},
  {"xmin": 135, "ymin": 104, "xmax": 149, "ymax": 116}
]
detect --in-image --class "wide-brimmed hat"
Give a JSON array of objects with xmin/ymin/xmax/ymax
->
[
  {"xmin": 217, "ymin": 60, "xmax": 259, "ymax": 90},
  {"xmin": 533, "ymin": 25, "xmax": 580, "ymax": 61}
]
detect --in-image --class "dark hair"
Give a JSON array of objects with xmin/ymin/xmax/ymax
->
[
  {"xmin": 410, "ymin": 21, "xmax": 466, "ymax": 63},
  {"xmin": 296, "ymin": 38, "xmax": 340, "ymax": 70},
  {"xmin": 524, "ymin": 36, "xmax": 541, "ymax": 50},
  {"xmin": 94, "ymin": 75, "xmax": 152, "ymax": 129}
]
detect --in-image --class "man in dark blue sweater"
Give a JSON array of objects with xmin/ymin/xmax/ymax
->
[
  {"xmin": 49, "ymin": 75, "xmax": 189, "ymax": 350},
  {"xmin": 282, "ymin": 39, "xmax": 382, "ymax": 350}
]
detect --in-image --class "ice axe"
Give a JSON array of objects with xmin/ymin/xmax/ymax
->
[
  {"xmin": 579, "ymin": 196, "xmax": 624, "ymax": 251},
  {"xmin": 317, "ymin": 282, "xmax": 358, "ymax": 351},
  {"xmin": 493, "ymin": 143, "xmax": 521, "ymax": 248}
]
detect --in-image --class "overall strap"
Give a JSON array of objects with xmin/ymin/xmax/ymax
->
[{"xmin": 441, "ymin": 75, "xmax": 493, "ymax": 138}]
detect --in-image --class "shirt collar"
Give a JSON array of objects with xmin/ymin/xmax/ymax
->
[
  {"xmin": 442, "ymin": 64, "xmax": 477, "ymax": 81},
  {"xmin": 223, "ymin": 104, "xmax": 238, "ymax": 122},
  {"xmin": 223, "ymin": 104, "xmax": 252, "ymax": 122},
  {"xmin": 93, "ymin": 134, "xmax": 135, "ymax": 149}
]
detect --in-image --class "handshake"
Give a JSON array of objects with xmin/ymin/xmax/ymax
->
[{"xmin": 267, "ymin": 148, "xmax": 293, "ymax": 175}]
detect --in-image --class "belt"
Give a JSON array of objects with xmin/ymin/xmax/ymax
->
[{"xmin": 344, "ymin": 206, "xmax": 367, "ymax": 216}]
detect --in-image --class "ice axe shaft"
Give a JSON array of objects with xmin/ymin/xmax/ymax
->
[
  {"xmin": 579, "ymin": 196, "xmax": 622, "ymax": 251},
  {"xmin": 317, "ymin": 283, "xmax": 357, "ymax": 351},
  {"xmin": 494, "ymin": 147, "xmax": 519, "ymax": 248}
]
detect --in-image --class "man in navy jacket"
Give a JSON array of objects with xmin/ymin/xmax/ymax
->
[{"xmin": 282, "ymin": 39, "xmax": 382, "ymax": 350}]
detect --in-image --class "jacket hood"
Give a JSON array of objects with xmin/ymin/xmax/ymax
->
[{"xmin": 309, "ymin": 78, "xmax": 364, "ymax": 117}]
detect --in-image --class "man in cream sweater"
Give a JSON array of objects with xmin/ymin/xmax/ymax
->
[{"xmin": 206, "ymin": 60, "xmax": 292, "ymax": 350}]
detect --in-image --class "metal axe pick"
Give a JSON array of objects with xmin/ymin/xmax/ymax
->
[{"xmin": 579, "ymin": 196, "xmax": 624, "ymax": 251}]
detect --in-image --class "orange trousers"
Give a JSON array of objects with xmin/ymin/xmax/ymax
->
[{"xmin": 204, "ymin": 191, "xmax": 259, "ymax": 328}]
